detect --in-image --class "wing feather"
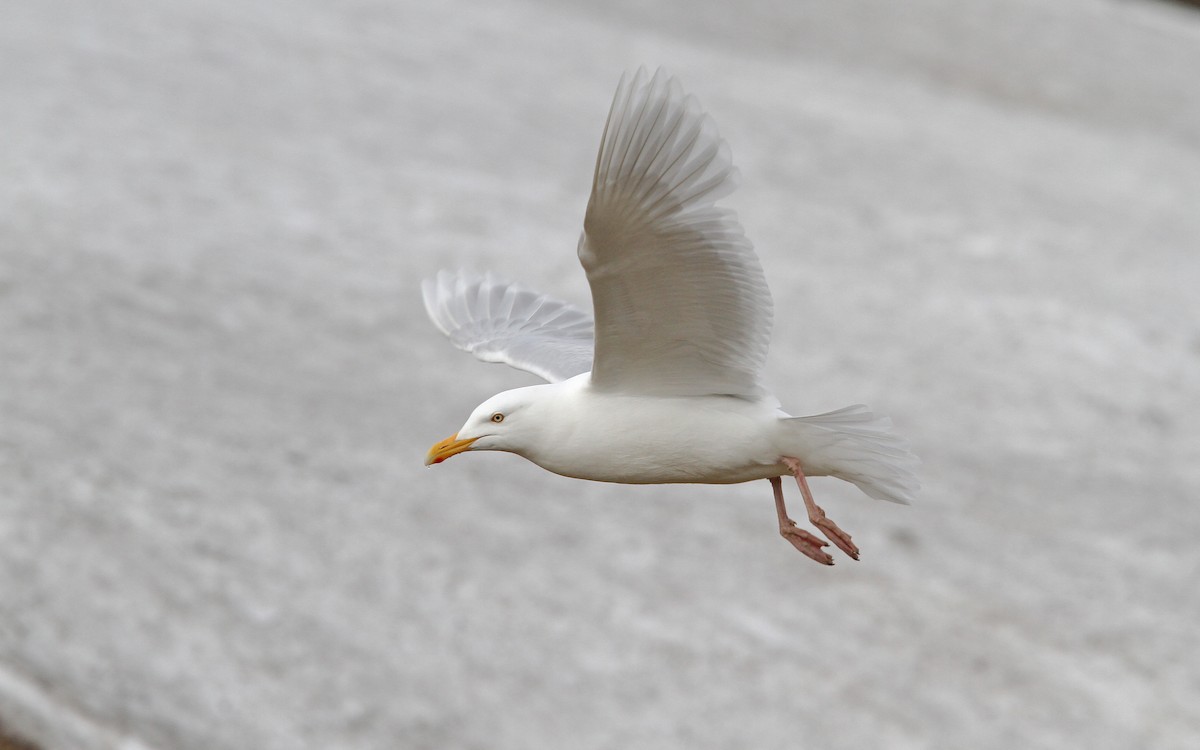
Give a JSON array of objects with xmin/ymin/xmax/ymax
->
[
  {"xmin": 422, "ymin": 271, "xmax": 593, "ymax": 383},
  {"xmin": 580, "ymin": 67, "xmax": 772, "ymax": 398}
]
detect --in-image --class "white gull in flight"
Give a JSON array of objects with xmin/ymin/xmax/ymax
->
[{"xmin": 424, "ymin": 68, "xmax": 918, "ymax": 565}]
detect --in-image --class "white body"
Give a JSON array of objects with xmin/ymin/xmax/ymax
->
[
  {"xmin": 453, "ymin": 374, "xmax": 916, "ymax": 502},
  {"xmin": 508, "ymin": 375, "xmax": 787, "ymax": 484}
]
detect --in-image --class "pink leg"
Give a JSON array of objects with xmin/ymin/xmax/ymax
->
[
  {"xmin": 780, "ymin": 457, "xmax": 860, "ymax": 561},
  {"xmin": 770, "ymin": 476, "xmax": 833, "ymax": 566}
]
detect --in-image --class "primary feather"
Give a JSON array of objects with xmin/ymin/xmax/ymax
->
[
  {"xmin": 421, "ymin": 270, "xmax": 593, "ymax": 383},
  {"xmin": 580, "ymin": 67, "xmax": 773, "ymax": 398}
]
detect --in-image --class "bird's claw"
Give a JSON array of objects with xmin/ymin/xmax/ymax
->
[
  {"xmin": 811, "ymin": 512, "xmax": 860, "ymax": 561},
  {"xmin": 780, "ymin": 522, "xmax": 834, "ymax": 566}
]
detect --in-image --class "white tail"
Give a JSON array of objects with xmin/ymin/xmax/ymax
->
[{"xmin": 780, "ymin": 405, "xmax": 919, "ymax": 504}]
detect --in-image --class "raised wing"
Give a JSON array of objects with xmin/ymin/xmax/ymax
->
[
  {"xmin": 422, "ymin": 270, "xmax": 594, "ymax": 383},
  {"xmin": 579, "ymin": 67, "xmax": 773, "ymax": 398}
]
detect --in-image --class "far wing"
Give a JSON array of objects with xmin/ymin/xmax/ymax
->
[
  {"xmin": 422, "ymin": 270, "xmax": 594, "ymax": 383},
  {"xmin": 579, "ymin": 68, "xmax": 773, "ymax": 398}
]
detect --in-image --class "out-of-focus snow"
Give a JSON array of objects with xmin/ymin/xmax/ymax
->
[{"xmin": 2, "ymin": 0, "xmax": 1198, "ymax": 748}]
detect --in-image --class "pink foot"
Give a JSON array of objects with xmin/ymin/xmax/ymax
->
[
  {"xmin": 808, "ymin": 504, "xmax": 859, "ymax": 561},
  {"xmin": 779, "ymin": 520, "xmax": 834, "ymax": 565},
  {"xmin": 770, "ymin": 476, "xmax": 834, "ymax": 565},
  {"xmin": 780, "ymin": 457, "xmax": 860, "ymax": 561}
]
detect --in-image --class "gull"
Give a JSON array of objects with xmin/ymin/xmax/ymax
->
[{"xmin": 423, "ymin": 68, "xmax": 918, "ymax": 565}]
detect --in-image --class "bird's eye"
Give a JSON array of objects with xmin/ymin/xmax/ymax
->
[{"xmin": 491, "ymin": 413, "xmax": 504, "ymax": 423}]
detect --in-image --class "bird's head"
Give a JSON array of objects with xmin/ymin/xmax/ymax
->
[{"xmin": 425, "ymin": 386, "xmax": 545, "ymax": 466}]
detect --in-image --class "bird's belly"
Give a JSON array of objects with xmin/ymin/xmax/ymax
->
[
  {"xmin": 551, "ymin": 460, "xmax": 783, "ymax": 485},
  {"xmin": 524, "ymin": 396, "xmax": 786, "ymax": 485}
]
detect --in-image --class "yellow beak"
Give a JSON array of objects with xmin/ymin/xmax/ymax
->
[{"xmin": 425, "ymin": 433, "xmax": 478, "ymax": 466}]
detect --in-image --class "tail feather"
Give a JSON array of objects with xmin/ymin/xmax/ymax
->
[{"xmin": 781, "ymin": 404, "xmax": 920, "ymax": 504}]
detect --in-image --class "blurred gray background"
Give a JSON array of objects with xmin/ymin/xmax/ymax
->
[{"xmin": 2, "ymin": 0, "xmax": 1199, "ymax": 748}]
